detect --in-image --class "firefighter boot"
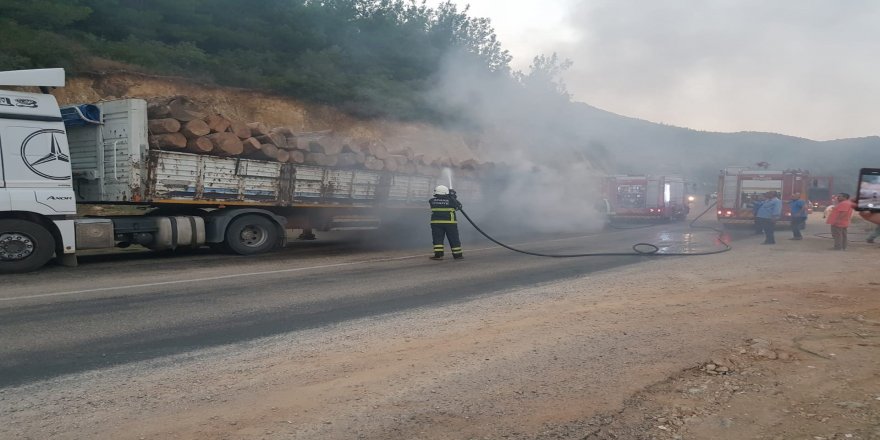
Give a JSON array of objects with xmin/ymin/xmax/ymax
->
[{"xmin": 430, "ymin": 244, "xmax": 444, "ymax": 260}]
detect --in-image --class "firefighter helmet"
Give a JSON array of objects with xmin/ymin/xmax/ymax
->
[{"xmin": 434, "ymin": 185, "xmax": 449, "ymax": 195}]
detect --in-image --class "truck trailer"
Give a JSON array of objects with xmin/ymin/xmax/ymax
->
[
  {"xmin": 0, "ymin": 69, "xmax": 480, "ymax": 273},
  {"xmin": 603, "ymin": 175, "xmax": 690, "ymax": 222},
  {"xmin": 716, "ymin": 167, "xmax": 809, "ymax": 225}
]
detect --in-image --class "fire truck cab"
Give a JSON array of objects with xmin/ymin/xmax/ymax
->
[{"xmin": 605, "ymin": 175, "xmax": 690, "ymax": 222}]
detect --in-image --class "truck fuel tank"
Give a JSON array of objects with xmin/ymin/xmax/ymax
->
[
  {"xmin": 109, "ymin": 216, "xmax": 206, "ymax": 251},
  {"xmin": 148, "ymin": 216, "xmax": 206, "ymax": 251}
]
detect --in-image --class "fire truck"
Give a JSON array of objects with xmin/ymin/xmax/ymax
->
[
  {"xmin": 806, "ymin": 175, "xmax": 834, "ymax": 210},
  {"xmin": 716, "ymin": 167, "xmax": 809, "ymax": 225},
  {"xmin": 604, "ymin": 175, "xmax": 690, "ymax": 222}
]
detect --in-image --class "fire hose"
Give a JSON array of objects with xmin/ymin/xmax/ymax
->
[{"xmin": 457, "ymin": 202, "xmax": 730, "ymax": 257}]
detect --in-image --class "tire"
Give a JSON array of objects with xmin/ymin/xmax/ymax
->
[
  {"xmin": 224, "ymin": 215, "xmax": 279, "ymax": 255},
  {"xmin": 0, "ymin": 219, "xmax": 56, "ymax": 274}
]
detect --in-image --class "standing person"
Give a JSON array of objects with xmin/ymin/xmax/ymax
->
[
  {"xmin": 705, "ymin": 193, "xmax": 711, "ymax": 205},
  {"xmin": 755, "ymin": 191, "xmax": 782, "ymax": 244},
  {"xmin": 826, "ymin": 193, "xmax": 855, "ymax": 250},
  {"xmin": 789, "ymin": 192, "xmax": 808, "ymax": 240},
  {"xmin": 866, "ymin": 224, "xmax": 880, "ymax": 244},
  {"xmin": 429, "ymin": 185, "xmax": 464, "ymax": 260},
  {"xmin": 752, "ymin": 195, "xmax": 765, "ymax": 235}
]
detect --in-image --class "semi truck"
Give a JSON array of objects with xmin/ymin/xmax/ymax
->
[
  {"xmin": 603, "ymin": 174, "xmax": 690, "ymax": 222},
  {"xmin": 715, "ymin": 166, "xmax": 809, "ymax": 225},
  {"xmin": 0, "ymin": 69, "xmax": 480, "ymax": 273}
]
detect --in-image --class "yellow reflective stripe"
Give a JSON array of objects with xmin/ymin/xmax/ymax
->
[
  {"xmin": 431, "ymin": 220, "xmax": 457, "ymax": 224},
  {"xmin": 433, "ymin": 246, "xmax": 444, "ymax": 250},
  {"xmin": 451, "ymin": 248, "xmax": 462, "ymax": 252},
  {"xmin": 431, "ymin": 208, "xmax": 456, "ymax": 212}
]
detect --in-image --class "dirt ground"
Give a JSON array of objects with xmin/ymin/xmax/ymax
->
[{"xmin": 2, "ymin": 217, "xmax": 879, "ymax": 439}]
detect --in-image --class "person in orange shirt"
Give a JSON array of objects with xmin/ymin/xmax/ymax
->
[{"xmin": 825, "ymin": 193, "xmax": 855, "ymax": 250}]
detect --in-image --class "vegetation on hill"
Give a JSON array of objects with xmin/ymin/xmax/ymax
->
[{"xmin": 0, "ymin": 0, "xmax": 518, "ymax": 119}]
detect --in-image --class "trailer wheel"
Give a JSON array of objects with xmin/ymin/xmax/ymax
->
[
  {"xmin": 0, "ymin": 219, "xmax": 56, "ymax": 274},
  {"xmin": 224, "ymin": 215, "xmax": 278, "ymax": 255}
]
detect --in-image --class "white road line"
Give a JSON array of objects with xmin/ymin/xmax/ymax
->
[{"xmin": 0, "ymin": 233, "xmax": 607, "ymax": 302}]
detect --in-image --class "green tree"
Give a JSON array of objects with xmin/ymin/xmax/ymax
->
[{"xmin": 0, "ymin": 0, "xmax": 513, "ymax": 120}]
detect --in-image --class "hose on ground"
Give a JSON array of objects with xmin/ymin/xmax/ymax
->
[{"xmin": 458, "ymin": 202, "xmax": 730, "ymax": 257}]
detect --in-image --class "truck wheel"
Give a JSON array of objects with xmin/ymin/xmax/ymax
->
[
  {"xmin": 224, "ymin": 215, "xmax": 278, "ymax": 255},
  {"xmin": 0, "ymin": 219, "xmax": 56, "ymax": 274}
]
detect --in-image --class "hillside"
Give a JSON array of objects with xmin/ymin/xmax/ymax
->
[{"xmin": 564, "ymin": 103, "xmax": 879, "ymax": 191}]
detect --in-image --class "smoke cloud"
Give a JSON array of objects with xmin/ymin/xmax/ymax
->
[
  {"xmin": 556, "ymin": 0, "xmax": 880, "ymax": 141},
  {"xmin": 427, "ymin": 51, "xmax": 609, "ymax": 234}
]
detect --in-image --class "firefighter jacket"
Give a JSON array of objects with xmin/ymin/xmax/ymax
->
[{"xmin": 429, "ymin": 195, "xmax": 462, "ymax": 224}]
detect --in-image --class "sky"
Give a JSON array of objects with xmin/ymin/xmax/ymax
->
[{"xmin": 430, "ymin": 0, "xmax": 879, "ymax": 141}]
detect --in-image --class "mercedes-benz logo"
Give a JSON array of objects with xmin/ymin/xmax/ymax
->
[{"xmin": 21, "ymin": 129, "xmax": 71, "ymax": 181}]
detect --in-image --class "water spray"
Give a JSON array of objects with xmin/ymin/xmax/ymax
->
[{"xmin": 441, "ymin": 167, "xmax": 454, "ymax": 190}]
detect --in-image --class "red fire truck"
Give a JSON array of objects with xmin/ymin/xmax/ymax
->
[
  {"xmin": 604, "ymin": 175, "xmax": 690, "ymax": 222},
  {"xmin": 716, "ymin": 167, "xmax": 809, "ymax": 225},
  {"xmin": 806, "ymin": 175, "xmax": 834, "ymax": 210}
]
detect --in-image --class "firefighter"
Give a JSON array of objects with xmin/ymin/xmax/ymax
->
[{"xmin": 429, "ymin": 185, "xmax": 463, "ymax": 260}]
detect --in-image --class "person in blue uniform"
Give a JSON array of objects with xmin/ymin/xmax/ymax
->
[
  {"xmin": 788, "ymin": 192, "xmax": 807, "ymax": 240},
  {"xmin": 755, "ymin": 191, "xmax": 782, "ymax": 244}
]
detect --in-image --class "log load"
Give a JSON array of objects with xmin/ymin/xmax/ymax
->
[{"xmin": 145, "ymin": 98, "xmax": 493, "ymax": 176}]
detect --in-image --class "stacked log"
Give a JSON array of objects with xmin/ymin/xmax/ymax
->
[
  {"xmin": 207, "ymin": 132, "xmax": 243, "ymax": 156},
  {"xmin": 180, "ymin": 119, "xmax": 210, "ymax": 138},
  {"xmin": 186, "ymin": 137, "xmax": 213, "ymax": 154},
  {"xmin": 148, "ymin": 118, "xmax": 181, "ymax": 134},
  {"xmin": 145, "ymin": 98, "xmax": 491, "ymax": 175}
]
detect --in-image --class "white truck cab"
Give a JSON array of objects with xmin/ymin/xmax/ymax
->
[{"xmin": 0, "ymin": 69, "xmax": 78, "ymax": 272}]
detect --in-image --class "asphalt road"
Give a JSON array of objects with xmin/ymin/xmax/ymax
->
[{"xmin": 0, "ymin": 221, "xmax": 729, "ymax": 387}]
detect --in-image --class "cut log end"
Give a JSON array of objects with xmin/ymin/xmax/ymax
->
[{"xmin": 149, "ymin": 133, "xmax": 187, "ymax": 150}]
